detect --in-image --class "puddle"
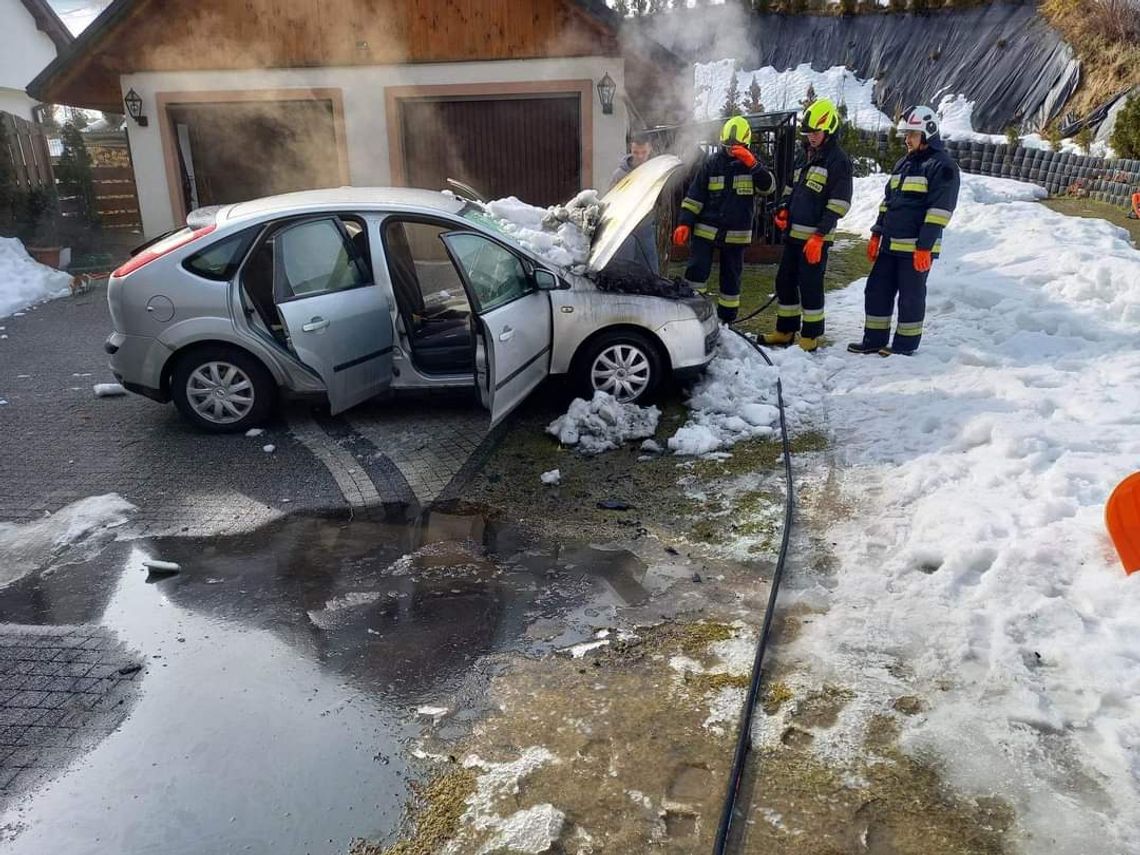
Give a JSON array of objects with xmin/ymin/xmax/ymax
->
[{"xmin": 0, "ymin": 509, "xmax": 654, "ymax": 854}]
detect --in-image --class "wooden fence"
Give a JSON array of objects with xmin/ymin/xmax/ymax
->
[
  {"xmin": 86, "ymin": 133, "xmax": 143, "ymax": 232},
  {"xmin": 1, "ymin": 111, "xmax": 53, "ymax": 190}
]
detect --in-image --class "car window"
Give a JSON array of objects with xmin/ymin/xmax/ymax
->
[
  {"xmin": 381, "ymin": 220, "xmax": 471, "ymax": 320},
  {"xmin": 276, "ymin": 218, "xmax": 366, "ymax": 299},
  {"xmin": 443, "ymin": 232, "xmax": 532, "ymax": 313},
  {"xmin": 183, "ymin": 227, "xmax": 259, "ymax": 281}
]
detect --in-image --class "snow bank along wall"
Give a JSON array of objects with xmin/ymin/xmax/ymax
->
[{"xmin": 642, "ymin": 2, "xmax": 1079, "ymax": 133}]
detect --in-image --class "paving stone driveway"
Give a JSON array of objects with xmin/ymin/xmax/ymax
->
[{"xmin": 0, "ymin": 285, "xmax": 494, "ymax": 533}]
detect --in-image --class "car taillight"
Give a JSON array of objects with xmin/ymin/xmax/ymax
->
[{"xmin": 112, "ymin": 224, "xmax": 217, "ymax": 278}]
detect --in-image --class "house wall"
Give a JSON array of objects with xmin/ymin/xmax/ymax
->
[
  {"xmin": 0, "ymin": 0, "xmax": 60, "ymax": 120},
  {"xmin": 121, "ymin": 57, "xmax": 630, "ymax": 237}
]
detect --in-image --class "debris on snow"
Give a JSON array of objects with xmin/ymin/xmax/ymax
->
[
  {"xmin": 93, "ymin": 383, "xmax": 126, "ymax": 397},
  {"xmin": 0, "ymin": 237, "xmax": 71, "ymax": 319},
  {"xmin": 548, "ymin": 391, "xmax": 661, "ymax": 455},
  {"xmin": 540, "ymin": 469, "xmax": 561, "ymax": 486}
]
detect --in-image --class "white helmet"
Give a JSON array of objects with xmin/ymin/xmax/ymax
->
[{"xmin": 896, "ymin": 105, "xmax": 940, "ymax": 141}]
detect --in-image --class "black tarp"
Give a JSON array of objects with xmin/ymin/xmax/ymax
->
[{"xmin": 639, "ymin": 3, "xmax": 1080, "ymax": 133}]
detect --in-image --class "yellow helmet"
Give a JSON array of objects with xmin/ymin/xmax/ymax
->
[
  {"xmin": 720, "ymin": 116, "xmax": 752, "ymax": 146},
  {"xmin": 801, "ymin": 98, "xmax": 840, "ymax": 135}
]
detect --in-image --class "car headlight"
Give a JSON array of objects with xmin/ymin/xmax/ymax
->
[{"xmin": 685, "ymin": 296, "xmax": 714, "ymax": 322}]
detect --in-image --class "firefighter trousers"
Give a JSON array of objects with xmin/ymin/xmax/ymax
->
[
  {"xmin": 774, "ymin": 238, "xmax": 829, "ymax": 339},
  {"xmin": 861, "ymin": 252, "xmax": 928, "ymax": 352},
  {"xmin": 685, "ymin": 238, "xmax": 744, "ymax": 323}
]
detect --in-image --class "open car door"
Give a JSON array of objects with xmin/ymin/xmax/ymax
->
[
  {"xmin": 272, "ymin": 216, "xmax": 394, "ymax": 415},
  {"xmin": 440, "ymin": 231, "xmax": 552, "ymax": 426}
]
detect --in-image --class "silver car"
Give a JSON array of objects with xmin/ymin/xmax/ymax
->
[{"xmin": 104, "ymin": 156, "xmax": 718, "ymax": 433}]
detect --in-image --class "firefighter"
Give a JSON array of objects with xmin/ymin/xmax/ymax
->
[
  {"xmin": 848, "ymin": 105, "xmax": 960, "ymax": 357},
  {"xmin": 763, "ymin": 98, "xmax": 853, "ymax": 352},
  {"xmin": 672, "ymin": 116, "xmax": 776, "ymax": 322}
]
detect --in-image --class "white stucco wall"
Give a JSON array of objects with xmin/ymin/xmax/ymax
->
[
  {"xmin": 121, "ymin": 57, "xmax": 631, "ymax": 237},
  {"xmin": 0, "ymin": 0, "xmax": 60, "ymax": 119}
]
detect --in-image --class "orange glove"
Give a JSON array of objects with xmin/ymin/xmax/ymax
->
[
  {"xmin": 729, "ymin": 145, "xmax": 757, "ymax": 169},
  {"xmin": 867, "ymin": 234, "xmax": 881, "ymax": 262},
  {"xmin": 772, "ymin": 208, "xmax": 789, "ymax": 231},
  {"xmin": 913, "ymin": 248, "xmax": 933, "ymax": 272},
  {"xmin": 672, "ymin": 225, "xmax": 691, "ymax": 247},
  {"xmin": 803, "ymin": 233, "xmax": 824, "ymax": 265}
]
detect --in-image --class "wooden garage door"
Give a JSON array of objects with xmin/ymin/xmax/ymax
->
[
  {"xmin": 168, "ymin": 100, "xmax": 340, "ymax": 214},
  {"xmin": 400, "ymin": 95, "xmax": 581, "ymax": 207}
]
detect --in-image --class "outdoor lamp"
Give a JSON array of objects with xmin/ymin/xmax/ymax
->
[
  {"xmin": 124, "ymin": 89, "xmax": 148, "ymax": 127},
  {"xmin": 597, "ymin": 73, "xmax": 616, "ymax": 116}
]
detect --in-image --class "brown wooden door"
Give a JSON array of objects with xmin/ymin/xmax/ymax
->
[{"xmin": 399, "ymin": 95, "xmax": 581, "ymax": 207}]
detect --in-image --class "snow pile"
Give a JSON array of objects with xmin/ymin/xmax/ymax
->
[
  {"xmin": 480, "ymin": 190, "xmax": 599, "ymax": 271},
  {"xmin": 780, "ymin": 173, "xmax": 1140, "ymax": 850},
  {"xmin": 93, "ymin": 383, "xmax": 126, "ymax": 397},
  {"xmin": 694, "ymin": 60, "xmax": 893, "ymax": 132},
  {"xmin": 0, "ymin": 237, "xmax": 72, "ymax": 319},
  {"xmin": 447, "ymin": 747, "xmax": 563, "ymax": 855},
  {"xmin": 539, "ymin": 469, "xmax": 561, "ymax": 486},
  {"xmin": 939, "ymin": 94, "xmax": 1115, "ymax": 157},
  {"xmin": 0, "ymin": 494, "xmax": 135, "ymax": 588},
  {"xmin": 548, "ymin": 391, "xmax": 661, "ymax": 455}
]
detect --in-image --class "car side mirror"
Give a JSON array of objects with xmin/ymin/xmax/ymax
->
[{"xmin": 534, "ymin": 269, "xmax": 567, "ymax": 290}]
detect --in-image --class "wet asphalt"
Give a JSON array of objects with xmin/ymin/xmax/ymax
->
[{"xmin": 0, "ymin": 508, "xmax": 654, "ymax": 853}]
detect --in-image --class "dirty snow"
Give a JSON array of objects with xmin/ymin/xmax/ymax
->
[
  {"xmin": 0, "ymin": 237, "xmax": 72, "ymax": 319},
  {"xmin": 477, "ymin": 804, "xmax": 564, "ymax": 855},
  {"xmin": 92, "ymin": 382, "xmax": 126, "ymax": 397},
  {"xmin": 477, "ymin": 191, "xmax": 599, "ymax": 271},
  {"xmin": 548, "ymin": 391, "xmax": 661, "ymax": 455},
  {"xmin": 0, "ymin": 494, "xmax": 135, "ymax": 589},
  {"xmin": 749, "ymin": 171, "xmax": 1140, "ymax": 851},
  {"xmin": 540, "ymin": 469, "xmax": 561, "ymax": 486}
]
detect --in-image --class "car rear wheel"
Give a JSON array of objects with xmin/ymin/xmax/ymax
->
[
  {"xmin": 170, "ymin": 346, "xmax": 276, "ymax": 433},
  {"xmin": 574, "ymin": 330, "xmax": 663, "ymax": 405}
]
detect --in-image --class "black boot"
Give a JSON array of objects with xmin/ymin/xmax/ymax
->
[{"xmin": 847, "ymin": 341, "xmax": 880, "ymax": 355}]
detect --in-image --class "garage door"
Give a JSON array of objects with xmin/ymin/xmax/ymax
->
[
  {"xmin": 168, "ymin": 100, "xmax": 340, "ymax": 215},
  {"xmin": 399, "ymin": 95, "xmax": 581, "ymax": 207}
]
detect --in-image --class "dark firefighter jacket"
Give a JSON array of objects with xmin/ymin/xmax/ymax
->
[
  {"xmin": 778, "ymin": 135, "xmax": 854, "ymax": 243},
  {"xmin": 678, "ymin": 148, "xmax": 776, "ymax": 245},
  {"xmin": 872, "ymin": 138, "xmax": 961, "ymax": 257}
]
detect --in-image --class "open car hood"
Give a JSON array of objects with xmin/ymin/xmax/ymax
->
[{"xmin": 587, "ymin": 154, "xmax": 683, "ymax": 274}]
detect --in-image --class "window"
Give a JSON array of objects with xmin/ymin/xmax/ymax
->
[
  {"xmin": 382, "ymin": 220, "xmax": 470, "ymax": 319},
  {"xmin": 183, "ymin": 227, "xmax": 259, "ymax": 281},
  {"xmin": 443, "ymin": 232, "xmax": 531, "ymax": 312},
  {"xmin": 276, "ymin": 218, "xmax": 366, "ymax": 299}
]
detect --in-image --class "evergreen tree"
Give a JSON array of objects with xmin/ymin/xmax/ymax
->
[
  {"xmin": 1110, "ymin": 93, "xmax": 1140, "ymax": 159},
  {"xmin": 801, "ymin": 83, "xmax": 817, "ymax": 110},
  {"xmin": 631, "ymin": 0, "xmax": 647, "ymax": 15},
  {"xmin": 746, "ymin": 76, "xmax": 765, "ymax": 114},
  {"xmin": 722, "ymin": 66, "xmax": 743, "ymax": 118},
  {"xmin": 56, "ymin": 122, "xmax": 99, "ymax": 230}
]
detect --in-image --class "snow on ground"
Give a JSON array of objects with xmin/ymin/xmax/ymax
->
[
  {"xmin": 0, "ymin": 237, "xmax": 72, "ymax": 319},
  {"xmin": 695, "ymin": 60, "xmax": 894, "ymax": 131},
  {"xmin": 939, "ymin": 94, "xmax": 1115, "ymax": 157},
  {"xmin": 548, "ymin": 391, "xmax": 661, "ymax": 455},
  {"xmin": 731, "ymin": 171, "xmax": 1140, "ymax": 851},
  {"xmin": 0, "ymin": 494, "xmax": 135, "ymax": 588}
]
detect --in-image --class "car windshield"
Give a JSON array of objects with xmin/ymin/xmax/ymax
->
[{"xmin": 457, "ymin": 203, "xmax": 517, "ymax": 242}]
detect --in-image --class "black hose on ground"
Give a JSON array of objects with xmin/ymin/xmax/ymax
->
[
  {"xmin": 730, "ymin": 291, "xmax": 778, "ymax": 327},
  {"xmin": 712, "ymin": 324, "xmax": 795, "ymax": 855}
]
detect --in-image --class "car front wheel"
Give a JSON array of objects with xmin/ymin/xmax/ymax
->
[
  {"xmin": 574, "ymin": 330, "xmax": 663, "ymax": 405},
  {"xmin": 170, "ymin": 346, "xmax": 276, "ymax": 433}
]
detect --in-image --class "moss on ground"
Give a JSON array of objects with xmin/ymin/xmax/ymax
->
[
  {"xmin": 1042, "ymin": 197, "xmax": 1140, "ymax": 245},
  {"xmin": 350, "ymin": 768, "xmax": 476, "ymax": 855}
]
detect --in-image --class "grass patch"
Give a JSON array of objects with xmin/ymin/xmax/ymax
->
[
  {"xmin": 1041, "ymin": 197, "xmax": 1140, "ymax": 245},
  {"xmin": 1040, "ymin": 0, "xmax": 1140, "ymax": 119},
  {"xmin": 668, "ymin": 235, "xmax": 873, "ymax": 337},
  {"xmin": 351, "ymin": 768, "xmax": 477, "ymax": 855},
  {"xmin": 691, "ymin": 431, "xmax": 829, "ymax": 481},
  {"xmin": 684, "ymin": 671, "xmax": 751, "ymax": 693}
]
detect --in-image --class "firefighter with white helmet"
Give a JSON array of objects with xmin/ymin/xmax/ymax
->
[
  {"xmin": 673, "ymin": 116, "xmax": 777, "ymax": 322},
  {"xmin": 848, "ymin": 105, "xmax": 961, "ymax": 356},
  {"xmin": 763, "ymin": 97, "xmax": 853, "ymax": 352}
]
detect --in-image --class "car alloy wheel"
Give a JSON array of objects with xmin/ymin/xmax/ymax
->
[
  {"xmin": 591, "ymin": 343, "xmax": 652, "ymax": 403},
  {"xmin": 185, "ymin": 360, "xmax": 256, "ymax": 425}
]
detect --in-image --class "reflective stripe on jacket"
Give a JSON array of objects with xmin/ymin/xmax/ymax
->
[
  {"xmin": 872, "ymin": 141, "xmax": 961, "ymax": 258},
  {"xmin": 678, "ymin": 148, "xmax": 776, "ymax": 245},
  {"xmin": 778, "ymin": 135, "xmax": 853, "ymax": 244}
]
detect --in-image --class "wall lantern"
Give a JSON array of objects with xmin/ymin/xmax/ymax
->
[
  {"xmin": 123, "ymin": 88, "xmax": 148, "ymax": 127},
  {"xmin": 596, "ymin": 73, "xmax": 616, "ymax": 116}
]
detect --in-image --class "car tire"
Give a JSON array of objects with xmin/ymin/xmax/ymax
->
[
  {"xmin": 573, "ymin": 329, "xmax": 663, "ymax": 405},
  {"xmin": 170, "ymin": 346, "xmax": 276, "ymax": 434}
]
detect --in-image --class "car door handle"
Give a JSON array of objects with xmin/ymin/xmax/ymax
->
[
  {"xmin": 499, "ymin": 326, "xmax": 514, "ymax": 342},
  {"xmin": 302, "ymin": 317, "xmax": 330, "ymax": 332}
]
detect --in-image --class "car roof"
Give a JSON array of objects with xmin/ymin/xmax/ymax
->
[{"xmin": 221, "ymin": 187, "xmax": 466, "ymax": 224}]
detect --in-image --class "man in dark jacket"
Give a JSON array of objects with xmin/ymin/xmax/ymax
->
[
  {"xmin": 764, "ymin": 98, "xmax": 853, "ymax": 352},
  {"xmin": 672, "ymin": 116, "xmax": 776, "ymax": 322},
  {"xmin": 609, "ymin": 131, "xmax": 660, "ymax": 271},
  {"xmin": 849, "ymin": 105, "xmax": 961, "ymax": 357}
]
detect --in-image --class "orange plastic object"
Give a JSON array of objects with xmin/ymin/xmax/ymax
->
[{"xmin": 1106, "ymin": 472, "xmax": 1140, "ymax": 575}]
